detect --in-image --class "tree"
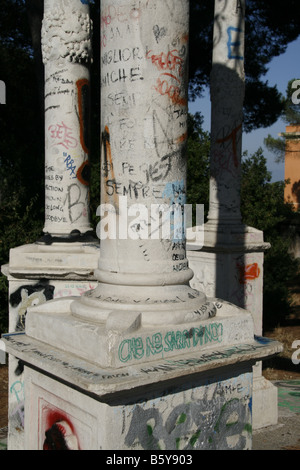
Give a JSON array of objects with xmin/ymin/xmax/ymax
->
[
  {"xmin": 241, "ymin": 149, "xmax": 299, "ymax": 329},
  {"xmin": 186, "ymin": 112, "xmax": 210, "ymax": 221},
  {"xmin": 189, "ymin": 0, "xmax": 300, "ymax": 132}
]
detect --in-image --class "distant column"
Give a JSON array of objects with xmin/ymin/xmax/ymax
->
[
  {"xmin": 207, "ymin": 0, "xmax": 245, "ymax": 226},
  {"xmin": 42, "ymin": 0, "xmax": 93, "ymax": 239}
]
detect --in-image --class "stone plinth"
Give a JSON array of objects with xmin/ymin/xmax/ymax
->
[
  {"xmin": 1, "ymin": 240, "xmax": 99, "ymax": 450},
  {"xmin": 187, "ymin": 225, "xmax": 270, "ymax": 335},
  {"xmin": 2, "ymin": 330, "xmax": 282, "ymax": 450},
  {"xmin": 186, "ymin": 224, "xmax": 279, "ymax": 430}
]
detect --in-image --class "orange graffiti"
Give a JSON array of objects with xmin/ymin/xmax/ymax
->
[
  {"xmin": 237, "ymin": 262, "xmax": 260, "ymax": 284},
  {"xmin": 146, "ymin": 49, "xmax": 184, "ymax": 76},
  {"xmin": 146, "ymin": 48, "xmax": 187, "ymax": 106},
  {"xmin": 176, "ymin": 132, "xmax": 188, "ymax": 144},
  {"xmin": 154, "ymin": 76, "xmax": 187, "ymax": 106},
  {"xmin": 216, "ymin": 123, "xmax": 242, "ymax": 168}
]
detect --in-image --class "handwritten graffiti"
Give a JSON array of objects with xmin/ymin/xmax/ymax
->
[
  {"xmin": 237, "ymin": 262, "xmax": 260, "ymax": 284},
  {"xmin": 48, "ymin": 122, "xmax": 78, "ymax": 150},
  {"xmin": 124, "ymin": 377, "xmax": 252, "ymax": 450},
  {"xmin": 227, "ymin": 26, "xmax": 244, "ymax": 60},
  {"xmin": 102, "ymin": 125, "xmax": 120, "ymax": 207},
  {"xmin": 10, "ymin": 380, "xmax": 25, "ymax": 429},
  {"xmin": 101, "ymin": 3, "xmax": 141, "ymax": 28},
  {"xmin": 76, "ymin": 79, "xmax": 90, "ymax": 154},
  {"xmin": 146, "ymin": 49, "xmax": 184, "ymax": 77},
  {"xmin": 65, "ymin": 184, "xmax": 86, "ymax": 224},
  {"xmin": 118, "ymin": 322, "xmax": 223, "ymax": 364},
  {"xmin": 153, "ymin": 76, "xmax": 186, "ymax": 106},
  {"xmin": 153, "ymin": 25, "xmax": 167, "ymax": 43},
  {"xmin": 216, "ymin": 123, "xmax": 242, "ymax": 168},
  {"xmin": 64, "ymin": 153, "xmax": 77, "ymax": 179},
  {"xmin": 147, "ymin": 47, "xmax": 187, "ymax": 106}
]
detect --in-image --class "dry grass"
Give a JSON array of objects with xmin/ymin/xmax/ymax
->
[{"xmin": 262, "ymin": 291, "xmax": 300, "ymax": 381}]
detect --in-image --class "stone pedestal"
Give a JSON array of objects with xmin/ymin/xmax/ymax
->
[
  {"xmin": 1, "ymin": 241, "xmax": 99, "ymax": 450},
  {"xmin": 3, "ymin": 328, "xmax": 281, "ymax": 450},
  {"xmin": 186, "ymin": 225, "xmax": 279, "ymax": 429},
  {"xmin": 184, "ymin": 0, "xmax": 279, "ymax": 430},
  {"xmin": 0, "ymin": 0, "xmax": 99, "ymax": 450}
]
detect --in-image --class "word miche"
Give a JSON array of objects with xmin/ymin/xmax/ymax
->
[
  {"xmin": 101, "ymin": 66, "xmax": 143, "ymax": 87},
  {"xmin": 118, "ymin": 323, "xmax": 223, "ymax": 363}
]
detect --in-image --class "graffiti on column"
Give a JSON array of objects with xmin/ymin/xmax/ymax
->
[
  {"xmin": 42, "ymin": 4, "xmax": 92, "ymax": 234},
  {"xmin": 100, "ymin": 0, "xmax": 189, "ymax": 268},
  {"xmin": 208, "ymin": 0, "xmax": 245, "ymax": 222}
]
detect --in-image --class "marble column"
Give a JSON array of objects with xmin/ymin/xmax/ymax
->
[
  {"xmin": 69, "ymin": 0, "xmax": 216, "ymax": 333},
  {"xmin": 208, "ymin": 0, "xmax": 245, "ymax": 227},
  {"xmin": 42, "ymin": 0, "xmax": 93, "ymax": 239},
  {"xmin": 2, "ymin": 0, "xmax": 99, "ymax": 450},
  {"xmin": 187, "ymin": 0, "xmax": 278, "ymax": 430}
]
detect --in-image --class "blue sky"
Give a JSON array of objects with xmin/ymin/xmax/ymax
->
[{"xmin": 189, "ymin": 37, "xmax": 300, "ymax": 182}]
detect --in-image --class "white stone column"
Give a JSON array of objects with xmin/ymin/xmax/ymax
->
[
  {"xmin": 70, "ymin": 0, "xmax": 215, "ymax": 328},
  {"xmin": 42, "ymin": 0, "xmax": 93, "ymax": 238},
  {"xmin": 2, "ymin": 0, "xmax": 100, "ymax": 450},
  {"xmin": 187, "ymin": 0, "xmax": 278, "ymax": 430},
  {"xmin": 208, "ymin": 0, "xmax": 245, "ymax": 226}
]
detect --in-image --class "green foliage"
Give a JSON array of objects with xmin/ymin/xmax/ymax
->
[
  {"xmin": 264, "ymin": 79, "xmax": 300, "ymax": 162},
  {"xmin": 264, "ymin": 134, "xmax": 286, "ymax": 163},
  {"xmin": 189, "ymin": 0, "xmax": 300, "ymax": 132},
  {"xmin": 186, "ymin": 113, "xmax": 210, "ymax": 221},
  {"xmin": 241, "ymin": 149, "xmax": 299, "ymax": 330},
  {"xmin": 283, "ymin": 79, "xmax": 300, "ymax": 125}
]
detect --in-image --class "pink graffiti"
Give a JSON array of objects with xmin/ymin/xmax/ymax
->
[{"xmin": 48, "ymin": 122, "xmax": 78, "ymax": 150}]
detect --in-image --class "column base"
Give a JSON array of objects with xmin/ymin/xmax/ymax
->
[
  {"xmin": 2, "ymin": 330, "xmax": 282, "ymax": 450},
  {"xmin": 23, "ymin": 295, "xmax": 261, "ymax": 369},
  {"xmin": 2, "ymin": 240, "xmax": 100, "ymax": 450},
  {"xmin": 252, "ymin": 375, "xmax": 279, "ymax": 430},
  {"xmin": 8, "ymin": 241, "xmax": 100, "ymax": 280}
]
